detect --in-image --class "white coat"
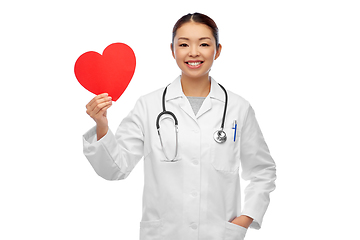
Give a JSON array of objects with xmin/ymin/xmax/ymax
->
[{"xmin": 83, "ymin": 76, "xmax": 276, "ymax": 240}]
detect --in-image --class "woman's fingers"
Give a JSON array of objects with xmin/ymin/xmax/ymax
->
[
  {"xmin": 90, "ymin": 100, "xmax": 112, "ymax": 117},
  {"xmin": 85, "ymin": 93, "xmax": 112, "ymax": 127},
  {"xmin": 89, "ymin": 96, "xmax": 111, "ymax": 112},
  {"xmin": 94, "ymin": 103, "xmax": 112, "ymax": 118},
  {"xmin": 87, "ymin": 93, "xmax": 108, "ymax": 107},
  {"xmin": 86, "ymin": 93, "xmax": 109, "ymax": 111},
  {"xmin": 86, "ymin": 94, "xmax": 111, "ymax": 110},
  {"xmin": 86, "ymin": 93, "xmax": 112, "ymax": 118}
]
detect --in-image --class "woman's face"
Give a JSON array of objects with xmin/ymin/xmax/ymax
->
[{"xmin": 171, "ymin": 22, "xmax": 221, "ymax": 80}]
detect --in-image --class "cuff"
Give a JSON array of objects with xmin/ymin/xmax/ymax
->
[{"xmin": 83, "ymin": 126, "xmax": 111, "ymax": 145}]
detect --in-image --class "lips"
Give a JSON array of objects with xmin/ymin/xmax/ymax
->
[{"xmin": 185, "ymin": 60, "xmax": 204, "ymax": 69}]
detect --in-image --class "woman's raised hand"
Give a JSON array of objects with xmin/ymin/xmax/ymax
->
[{"xmin": 86, "ymin": 93, "xmax": 112, "ymax": 140}]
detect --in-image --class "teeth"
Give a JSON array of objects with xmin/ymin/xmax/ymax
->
[{"xmin": 187, "ymin": 62, "xmax": 202, "ymax": 66}]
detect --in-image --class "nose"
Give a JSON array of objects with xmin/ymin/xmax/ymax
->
[{"xmin": 189, "ymin": 46, "xmax": 199, "ymax": 57}]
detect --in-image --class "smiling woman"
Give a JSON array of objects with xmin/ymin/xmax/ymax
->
[{"xmin": 83, "ymin": 12, "xmax": 276, "ymax": 240}]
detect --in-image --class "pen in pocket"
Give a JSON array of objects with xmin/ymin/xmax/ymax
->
[{"xmin": 232, "ymin": 120, "xmax": 237, "ymax": 142}]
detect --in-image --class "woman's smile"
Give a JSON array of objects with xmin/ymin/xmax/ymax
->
[{"xmin": 185, "ymin": 60, "xmax": 204, "ymax": 68}]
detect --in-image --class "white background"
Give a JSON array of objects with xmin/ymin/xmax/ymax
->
[{"xmin": 1, "ymin": 0, "xmax": 359, "ymax": 239}]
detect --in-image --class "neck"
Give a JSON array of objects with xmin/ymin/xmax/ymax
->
[{"xmin": 180, "ymin": 74, "xmax": 211, "ymax": 97}]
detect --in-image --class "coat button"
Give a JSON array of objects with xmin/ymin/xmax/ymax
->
[
  {"xmin": 191, "ymin": 223, "xmax": 198, "ymax": 229},
  {"xmin": 191, "ymin": 191, "xmax": 198, "ymax": 197}
]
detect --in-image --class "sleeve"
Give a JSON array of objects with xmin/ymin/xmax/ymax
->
[
  {"xmin": 239, "ymin": 104, "xmax": 277, "ymax": 230},
  {"xmin": 82, "ymin": 98, "xmax": 146, "ymax": 180}
]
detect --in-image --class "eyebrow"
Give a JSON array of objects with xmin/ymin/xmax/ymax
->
[{"xmin": 177, "ymin": 37, "xmax": 212, "ymax": 41}]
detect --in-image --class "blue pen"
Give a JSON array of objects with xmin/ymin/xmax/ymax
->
[{"xmin": 232, "ymin": 120, "xmax": 237, "ymax": 142}]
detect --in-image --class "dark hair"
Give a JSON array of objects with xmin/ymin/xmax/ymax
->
[{"xmin": 172, "ymin": 12, "xmax": 219, "ymax": 50}]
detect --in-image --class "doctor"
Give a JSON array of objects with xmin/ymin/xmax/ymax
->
[{"xmin": 83, "ymin": 13, "xmax": 276, "ymax": 240}]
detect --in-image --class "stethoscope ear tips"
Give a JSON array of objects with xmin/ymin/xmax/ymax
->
[{"xmin": 213, "ymin": 129, "xmax": 227, "ymax": 143}]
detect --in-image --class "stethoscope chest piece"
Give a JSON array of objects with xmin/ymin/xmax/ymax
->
[{"xmin": 213, "ymin": 129, "xmax": 227, "ymax": 143}]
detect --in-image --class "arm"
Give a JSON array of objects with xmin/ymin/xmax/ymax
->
[
  {"xmin": 83, "ymin": 96, "xmax": 145, "ymax": 180},
  {"xmin": 239, "ymin": 104, "xmax": 277, "ymax": 229}
]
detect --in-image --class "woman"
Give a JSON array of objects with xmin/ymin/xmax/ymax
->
[{"xmin": 83, "ymin": 12, "xmax": 276, "ymax": 240}]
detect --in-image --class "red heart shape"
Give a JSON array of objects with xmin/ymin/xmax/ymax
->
[{"xmin": 74, "ymin": 43, "xmax": 136, "ymax": 101}]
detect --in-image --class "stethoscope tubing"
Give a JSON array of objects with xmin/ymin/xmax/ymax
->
[
  {"xmin": 156, "ymin": 82, "xmax": 228, "ymax": 161},
  {"xmin": 156, "ymin": 85, "xmax": 178, "ymax": 130},
  {"xmin": 217, "ymin": 83, "xmax": 228, "ymax": 130},
  {"xmin": 156, "ymin": 83, "xmax": 227, "ymax": 130}
]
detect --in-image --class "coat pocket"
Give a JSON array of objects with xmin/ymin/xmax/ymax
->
[
  {"xmin": 224, "ymin": 221, "xmax": 247, "ymax": 240},
  {"xmin": 140, "ymin": 219, "xmax": 163, "ymax": 240},
  {"xmin": 210, "ymin": 128, "xmax": 240, "ymax": 172}
]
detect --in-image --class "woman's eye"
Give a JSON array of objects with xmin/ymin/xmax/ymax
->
[
  {"xmin": 179, "ymin": 43, "xmax": 188, "ymax": 47},
  {"xmin": 201, "ymin": 43, "xmax": 209, "ymax": 47}
]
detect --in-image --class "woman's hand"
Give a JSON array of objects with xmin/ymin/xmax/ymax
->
[
  {"xmin": 86, "ymin": 93, "xmax": 112, "ymax": 140},
  {"xmin": 231, "ymin": 215, "xmax": 253, "ymax": 229}
]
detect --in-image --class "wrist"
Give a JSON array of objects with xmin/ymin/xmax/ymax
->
[
  {"xmin": 96, "ymin": 124, "xmax": 108, "ymax": 141},
  {"xmin": 96, "ymin": 122, "xmax": 108, "ymax": 129}
]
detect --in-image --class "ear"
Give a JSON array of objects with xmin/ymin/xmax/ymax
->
[
  {"xmin": 170, "ymin": 43, "xmax": 175, "ymax": 59},
  {"xmin": 214, "ymin": 44, "xmax": 222, "ymax": 60}
]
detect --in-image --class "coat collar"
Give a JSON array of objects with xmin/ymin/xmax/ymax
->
[
  {"xmin": 164, "ymin": 75, "xmax": 226, "ymax": 121},
  {"xmin": 165, "ymin": 75, "xmax": 225, "ymax": 103}
]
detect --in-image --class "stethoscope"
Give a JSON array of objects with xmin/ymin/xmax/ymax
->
[{"xmin": 156, "ymin": 82, "xmax": 228, "ymax": 162}]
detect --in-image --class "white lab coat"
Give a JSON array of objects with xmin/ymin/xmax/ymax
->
[{"xmin": 83, "ymin": 76, "xmax": 276, "ymax": 240}]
